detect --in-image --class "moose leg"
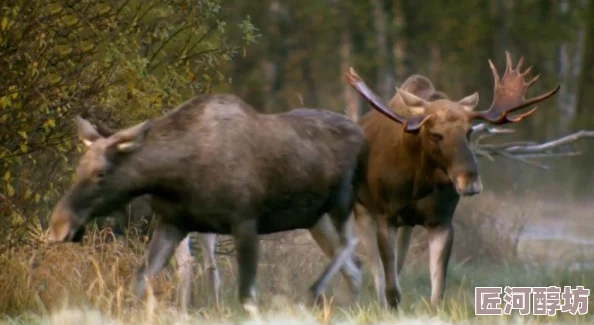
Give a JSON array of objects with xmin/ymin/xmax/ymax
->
[
  {"xmin": 232, "ymin": 219, "xmax": 259, "ymax": 317},
  {"xmin": 174, "ymin": 234, "xmax": 195, "ymax": 313},
  {"xmin": 310, "ymin": 214, "xmax": 360, "ymax": 303},
  {"xmin": 416, "ymin": 190, "xmax": 458, "ymax": 307},
  {"xmin": 376, "ymin": 217, "xmax": 401, "ymax": 309},
  {"xmin": 134, "ymin": 223, "xmax": 186, "ymax": 298},
  {"xmin": 396, "ymin": 226, "xmax": 412, "ymax": 274},
  {"xmin": 197, "ymin": 233, "xmax": 221, "ymax": 308},
  {"xmin": 354, "ymin": 207, "xmax": 388, "ymax": 308},
  {"xmin": 310, "ymin": 183, "xmax": 361, "ymax": 303},
  {"xmin": 308, "ymin": 214, "xmax": 362, "ymax": 300},
  {"xmin": 427, "ymin": 222, "xmax": 454, "ymax": 306}
]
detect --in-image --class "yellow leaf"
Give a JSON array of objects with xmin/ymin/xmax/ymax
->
[
  {"xmin": 34, "ymin": 194, "xmax": 40, "ymax": 203},
  {"xmin": 19, "ymin": 143, "xmax": 27, "ymax": 152},
  {"xmin": 18, "ymin": 131, "xmax": 26, "ymax": 139},
  {"xmin": 0, "ymin": 96, "xmax": 11, "ymax": 108},
  {"xmin": 3, "ymin": 171, "xmax": 9, "ymax": 182},
  {"xmin": 48, "ymin": 118, "xmax": 55, "ymax": 127},
  {"xmin": 24, "ymin": 188, "xmax": 32, "ymax": 199},
  {"xmin": 11, "ymin": 212, "xmax": 23, "ymax": 225},
  {"xmin": 6, "ymin": 183, "xmax": 14, "ymax": 197},
  {"xmin": 1, "ymin": 17, "xmax": 7, "ymax": 31}
]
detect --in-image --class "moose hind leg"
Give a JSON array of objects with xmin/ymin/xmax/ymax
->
[
  {"xmin": 308, "ymin": 214, "xmax": 362, "ymax": 301},
  {"xmin": 197, "ymin": 233, "xmax": 221, "ymax": 308},
  {"xmin": 310, "ymin": 185, "xmax": 361, "ymax": 303},
  {"xmin": 134, "ymin": 223, "xmax": 185, "ymax": 298},
  {"xmin": 175, "ymin": 234, "xmax": 195, "ymax": 313},
  {"xmin": 232, "ymin": 219, "xmax": 259, "ymax": 317}
]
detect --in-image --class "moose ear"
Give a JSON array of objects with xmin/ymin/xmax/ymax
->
[
  {"xmin": 458, "ymin": 92, "xmax": 479, "ymax": 112},
  {"xmin": 397, "ymin": 87, "xmax": 427, "ymax": 115},
  {"xmin": 112, "ymin": 120, "xmax": 153, "ymax": 153},
  {"xmin": 75, "ymin": 116, "xmax": 102, "ymax": 147}
]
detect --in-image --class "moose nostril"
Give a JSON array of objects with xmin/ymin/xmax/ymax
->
[
  {"xmin": 455, "ymin": 174, "xmax": 483, "ymax": 196},
  {"xmin": 455, "ymin": 175, "xmax": 468, "ymax": 190}
]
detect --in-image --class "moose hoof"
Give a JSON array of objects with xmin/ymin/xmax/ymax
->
[
  {"xmin": 386, "ymin": 288, "xmax": 401, "ymax": 311},
  {"xmin": 242, "ymin": 302, "xmax": 260, "ymax": 319},
  {"xmin": 308, "ymin": 285, "xmax": 325, "ymax": 307},
  {"xmin": 311, "ymin": 293, "xmax": 327, "ymax": 309}
]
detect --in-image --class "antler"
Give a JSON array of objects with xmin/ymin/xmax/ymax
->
[
  {"xmin": 470, "ymin": 51, "xmax": 560, "ymax": 124},
  {"xmin": 345, "ymin": 67, "xmax": 430, "ymax": 132}
]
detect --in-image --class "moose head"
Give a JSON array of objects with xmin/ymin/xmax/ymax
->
[{"xmin": 346, "ymin": 51, "xmax": 560, "ymax": 196}]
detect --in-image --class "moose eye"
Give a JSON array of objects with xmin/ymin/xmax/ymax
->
[
  {"xmin": 466, "ymin": 129, "xmax": 473, "ymax": 139},
  {"xmin": 95, "ymin": 170, "xmax": 107, "ymax": 180},
  {"xmin": 430, "ymin": 132, "xmax": 443, "ymax": 142}
]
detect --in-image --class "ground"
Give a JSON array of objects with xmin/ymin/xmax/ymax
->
[{"xmin": 0, "ymin": 191, "xmax": 592, "ymax": 325}]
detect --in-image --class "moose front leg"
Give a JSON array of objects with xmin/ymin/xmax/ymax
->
[
  {"xmin": 396, "ymin": 226, "xmax": 413, "ymax": 274},
  {"xmin": 376, "ymin": 216, "xmax": 401, "ymax": 310},
  {"xmin": 134, "ymin": 223, "xmax": 185, "ymax": 298},
  {"xmin": 232, "ymin": 219, "xmax": 259, "ymax": 318},
  {"xmin": 427, "ymin": 222, "xmax": 454, "ymax": 306}
]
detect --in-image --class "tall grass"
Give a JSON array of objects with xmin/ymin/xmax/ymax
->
[{"xmin": 0, "ymin": 191, "xmax": 592, "ymax": 324}]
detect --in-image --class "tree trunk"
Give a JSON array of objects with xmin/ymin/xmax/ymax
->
[
  {"xmin": 369, "ymin": 0, "xmax": 394, "ymax": 99},
  {"xmin": 392, "ymin": 0, "xmax": 406, "ymax": 85},
  {"xmin": 576, "ymin": 0, "xmax": 594, "ymax": 122},
  {"xmin": 557, "ymin": 0, "xmax": 585, "ymax": 134},
  {"xmin": 339, "ymin": 8, "xmax": 358, "ymax": 121},
  {"xmin": 573, "ymin": 0, "xmax": 594, "ymax": 196}
]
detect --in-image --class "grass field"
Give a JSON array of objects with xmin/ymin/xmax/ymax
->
[{"xmin": 0, "ymin": 192, "xmax": 592, "ymax": 325}]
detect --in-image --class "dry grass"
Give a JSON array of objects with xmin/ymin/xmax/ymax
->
[{"xmin": 0, "ymin": 191, "xmax": 593, "ymax": 324}]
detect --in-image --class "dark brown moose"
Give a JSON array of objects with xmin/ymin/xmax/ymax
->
[
  {"xmin": 47, "ymin": 94, "xmax": 368, "ymax": 316},
  {"xmin": 345, "ymin": 52, "xmax": 560, "ymax": 309}
]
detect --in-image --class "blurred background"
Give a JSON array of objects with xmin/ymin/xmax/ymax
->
[{"xmin": 0, "ymin": 0, "xmax": 593, "ymax": 319}]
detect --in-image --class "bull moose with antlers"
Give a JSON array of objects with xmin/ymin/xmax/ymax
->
[{"xmin": 346, "ymin": 52, "xmax": 560, "ymax": 309}]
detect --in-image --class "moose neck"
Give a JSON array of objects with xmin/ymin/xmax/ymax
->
[
  {"xmin": 116, "ymin": 145, "xmax": 191, "ymax": 200},
  {"xmin": 401, "ymin": 131, "xmax": 451, "ymax": 195}
]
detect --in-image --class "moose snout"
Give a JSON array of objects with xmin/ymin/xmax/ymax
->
[
  {"xmin": 48, "ymin": 198, "xmax": 80, "ymax": 243},
  {"xmin": 454, "ymin": 174, "xmax": 483, "ymax": 196}
]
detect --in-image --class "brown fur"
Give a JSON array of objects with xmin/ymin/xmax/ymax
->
[
  {"xmin": 48, "ymin": 93, "xmax": 369, "ymax": 313},
  {"xmin": 349, "ymin": 54, "xmax": 559, "ymax": 310}
]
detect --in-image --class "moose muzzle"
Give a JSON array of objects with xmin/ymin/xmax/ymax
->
[
  {"xmin": 48, "ymin": 197, "xmax": 85, "ymax": 243},
  {"xmin": 454, "ymin": 174, "xmax": 483, "ymax": 196}
]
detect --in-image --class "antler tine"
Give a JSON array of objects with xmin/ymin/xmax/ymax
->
[
  {"xmin": 527, "ymin": 74, "xmax": 540, "ymax": 88},
  {"xmin": 488, "ymin": 59, "xmax": 501, "ymax": 87},
  {"xmin": 505, "ymin": 51, "xmax": 513, "ymax": 74},
  {"xmin": 345, "ymin": 67, "xmax": 430, "ymax": 132},
  {"xmin": 516, "ymin": 56, "xmax": 524, "ymax": 71},
  {"xmin": 470, "ymin": 51, "xmax": 561, "ymax": 125},
  {"xmin": 521, "ymin": 65, "xmax": 533, "ymax": 77}
]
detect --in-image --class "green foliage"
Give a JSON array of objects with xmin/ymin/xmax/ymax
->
[
  {"xmin": 1, "ymin": 0, "xmax": 592, "ymax": 253},
  {"xmin": 0, "ymin": 0, "xmax": 258, "ymax": 252}
]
